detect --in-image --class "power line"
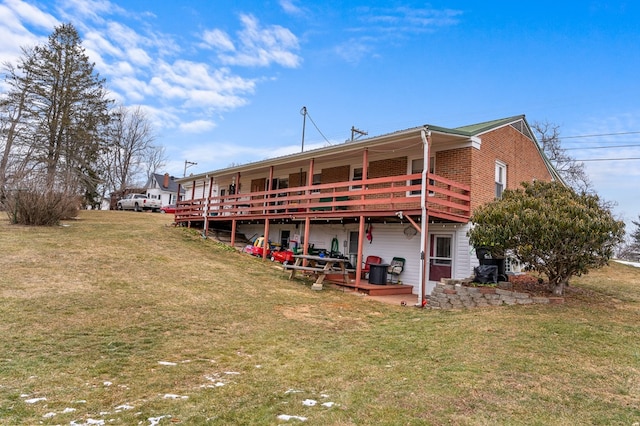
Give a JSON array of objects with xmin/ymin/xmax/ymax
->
[
  {"xmin": 575, "ymin": 157, "xmax": 640, "ymax": 162},
  {"xmin": 565, "ymin": 144, "xmax": 640, "ymax": 150},
  {"xmin": 563, "ymin": 130, "xmax": 640, "ymax": 139},
  {"xmin": 305, "ymin": 109, "xmax": 332, "ymax": 145}
]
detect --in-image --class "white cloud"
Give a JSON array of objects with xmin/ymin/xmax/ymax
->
[
  {"xmin": 279, "ymin": 0, "xmax": 304, "ymax": 16},
  {"xmin": 4, "ymin": 0, "xmax": 59, "ymax": 31},
  {"xmin": 0, "ymin": 0, "xmax": 55, "ymax": 63},
  {"xmin": 201, "ymin": 28, "xmax": 235, "ymax": 51},
  {"xmin": 148, "ymin": 60, "xmax": 256, "ymax": 110},
  {"xmin": 57, "ymin": 0, "xmax": 121, "ymax": 24},
  {"xmin": 357, "ymin": 5, "xmax": 463, "ymax": 31},
  {"xmin": 180, "ymin": 119, "xmax": 217, "ymax": 133},
  {"xmin": 219, "ymin": 14, "xmax": 301, "ymax": 68}
]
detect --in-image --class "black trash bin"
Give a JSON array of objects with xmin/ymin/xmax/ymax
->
[
  {"xmin": 368, "ymin": 263, "xmax": 389, "ymax": 285},
  {"xmin": 479, "ymin": 258, "xmax": 506, "ymax": 281},
  {"xmin": 474, "ymin": 265, "xmax": 498, "ymax": 283}
]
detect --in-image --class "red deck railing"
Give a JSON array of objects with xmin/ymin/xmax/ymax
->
[{"xmin": 174, "ymin": 172, "xmax": 470, "ymax": 224}]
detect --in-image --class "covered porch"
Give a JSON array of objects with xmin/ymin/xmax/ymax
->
[{"xmin": 175, "ymin": 128, "xmax": 472, "ymax": 304}]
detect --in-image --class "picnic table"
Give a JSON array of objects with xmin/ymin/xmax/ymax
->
[{"xmin": 284, "ymin": 254, "xmax": 352, "ymax": 290}]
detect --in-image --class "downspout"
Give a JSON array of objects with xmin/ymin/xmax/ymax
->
[{"xmin": 419, "ymin": 128, "xmax": 431, "ymax": 307}]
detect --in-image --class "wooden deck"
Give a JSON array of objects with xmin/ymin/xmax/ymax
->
[
  {"xmin": 275, "ymin": 264, "xmax": 414, "ymax": 296},
  {"xmin": 324, "ymin": 274, "xmax": 414, "ymax": 296}
]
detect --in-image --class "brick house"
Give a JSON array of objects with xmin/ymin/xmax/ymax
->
[{"xmin": 174, "ymin": 115, "xmax": 560, "ymax": 304}]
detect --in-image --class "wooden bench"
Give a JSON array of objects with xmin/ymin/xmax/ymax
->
[{"xmin": 283, "ymin": 265, "xmax": 326, "ymax": 273}]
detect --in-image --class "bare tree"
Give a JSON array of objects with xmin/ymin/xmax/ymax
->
[
  {"xmin": 532, "ymin": 120, "xmax": 592, "ymax": 193},
  {"xmin": 104, "ymin": 105, "xmax": 156, "ymax": 193},
  {"xmin": 144, "ymin": 144, "xmax": 167, "ymax": 182},
  {"xmin": 0, "ymin": 59, "xmax": 35, "ymax": 200}
]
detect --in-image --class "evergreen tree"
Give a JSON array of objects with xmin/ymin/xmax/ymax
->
[{"xmin": 6, "ymin": 23, "xmax": 112, "ymax": 196}]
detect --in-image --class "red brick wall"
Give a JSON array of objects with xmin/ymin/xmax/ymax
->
[
  {"xmin": 321, "ymin": 165, "xmax": 350, "ymax": 183},
  {"xmin": 470, "ymin": 125, "xmax": 553, "ymax": 212},
  {"xmin": 435, "ymin": 148, "xmax": 472, "ymax": 187},
  {"xmin": 289, "ymin": 171, "xmax": 307, "ymax": 188},
  {"xmin": 369, "ymin": 157, "xmax": 407, "ymax": 178}
]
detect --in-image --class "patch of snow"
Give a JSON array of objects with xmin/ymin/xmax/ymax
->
[
  {"xmin": 321, "ymin": 402, "xmax": 335, "ymax": 408},
  {"xmin": 103, "ymin": 381, "xmax": 112, "ymax": 386},
  {"xmin": 285, "ymin": 389, "xmax": 303, "ymax": 394},
  {"xmin": 24, "ymin": 397, "xmax": 46, "ymax": 404},
  {"xmin": 43, "ymin": 412, "xmax": 56, "ymax": 418},
  {"xmin": 148, "ymin": 415, "xmax": 171, "ymax": 426},
  {"xmin": 115, "ymin": 404, "xmax": 134, "ymax": 411},
  {"xmin": 63, "ymin": 407, "xmax": 77, "ymax": 413},
  {"xmin": 277, "ymin": 414, "xmax": 308, "ymax": 422},
  {"xmin": 302, "ymin": 399, "xmax": 317, "ymax": 406},
  {"xmin": 158, "ymin": 361, "xmax": 177, "ymax": 366},
  {"xmin": 70, "ymin": 419, "xmax": 105, "ymax": 425},
  {"xmin": 615, "ymin": 260, "xmax": 640, "ymax": 268},
  {"xmin": 163, "ymin": 394, "xmax": 188, "ymax": 400},
  {"xmin": 224, "ymin": 371, "xmax": 240, "ymax": 375}
]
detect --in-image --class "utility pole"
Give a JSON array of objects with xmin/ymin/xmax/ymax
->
[
  {"xmin": 351, "ymin": 126, "xmax": 368, "ymax": 141},
  {"xmin": 300, "ymin": 106, "xmax": 307, "ymax": 152},
  {"xmin": 183, "ymin": 160, "xmax": 197, "ymax": 177}
]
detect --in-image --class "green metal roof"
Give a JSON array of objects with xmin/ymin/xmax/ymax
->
[{"xmin": 424, "ymin": 115, "xmax": 527, "ymax": 137}]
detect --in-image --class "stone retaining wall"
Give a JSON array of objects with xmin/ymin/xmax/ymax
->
[{"xmin": 428, "ymin": 279, "xmax": 564, "ymax": 310}]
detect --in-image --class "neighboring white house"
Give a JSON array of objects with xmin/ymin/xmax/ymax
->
[{"xmin": 145, "ymin": 173, "xmax": 184, "ymax": 206}]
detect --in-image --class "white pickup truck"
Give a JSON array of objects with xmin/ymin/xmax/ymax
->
[{"xmin": 116, "ymin": 194, "xmax": 162, "ymax": 212}]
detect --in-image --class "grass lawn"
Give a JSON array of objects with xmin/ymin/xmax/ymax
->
[{"xmin": 1, "ymin": 210, "xmax": 639, "ymax": 425}]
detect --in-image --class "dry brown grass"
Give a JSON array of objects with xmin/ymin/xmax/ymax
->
[{"xmin": 0, "ymin": 210, "xmax": 639, "ymax": 425}]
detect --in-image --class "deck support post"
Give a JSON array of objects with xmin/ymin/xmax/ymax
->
[
  {"xmin": 302, "ymin": 159, "xmax": 314, "ymax": 266},
  {"xmin": 355, "ymin": 215, "xmax": 366, "ymax": 291},
  {"xmin": 262, "ymin": 166, "xmax": 274, "ymax": 260},
  {"xmin": 203, "ymin": 175, "xmax": 214, "ymax": 238},
  {"xmin": 231, "ymin": 219, "xmax": 237, "ymax": 248}
]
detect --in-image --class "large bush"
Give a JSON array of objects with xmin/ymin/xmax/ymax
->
[
  {"xmin": 468, "ymin": 181, "xmax": 625, "ymax": 295},
  {"xmin": 3, "ymin": 190, "xmax": 79, "ymax": 225}
]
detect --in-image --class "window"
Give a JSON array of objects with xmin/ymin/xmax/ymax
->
[
  {"xmin": 495, "ymin": 161, "xmax": 507, "ymax": 198},
  {"xmin": 351, "ymin": 167, "xmax": 363, "ymax": 190},
  {"xmin": 409, "ymin": 157, "xmax": 435, "ymax": 196},
  {"xmin": 433, "ymin": 235, "xmax": 452, "ymax": 266},
  {"xmin": 311, "ymin": 173, "xmax": 321, "ymax": 193}
]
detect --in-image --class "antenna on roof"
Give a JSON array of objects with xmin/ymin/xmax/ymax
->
[{"xmin": 351, "ymin": 126, "xmax": 368, "ymax": 141}]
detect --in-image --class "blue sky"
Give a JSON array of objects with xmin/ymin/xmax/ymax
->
[{"xmin": 1, "ymin": 0, "xmax": 639, "ymax": 230}]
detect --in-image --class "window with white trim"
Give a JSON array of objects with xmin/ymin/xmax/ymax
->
[{"xmin": 495, "ymin": 161, "xmax": 507, "ymax": 198}]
